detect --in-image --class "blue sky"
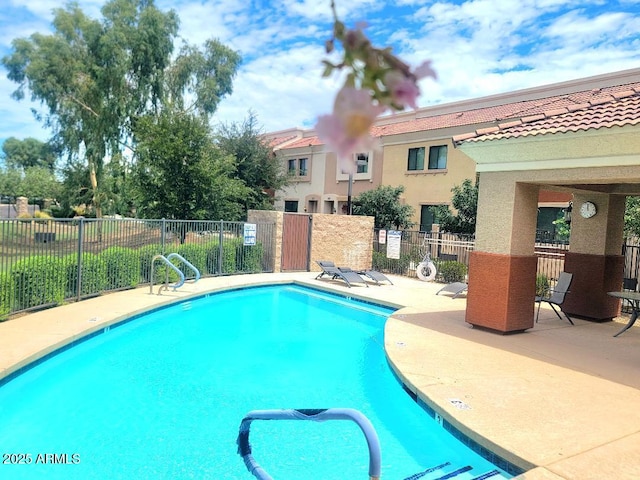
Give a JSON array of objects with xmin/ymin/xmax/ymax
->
[{"xmin": 0, "ymin": 0, "xmax": 639, "ymax": 146}]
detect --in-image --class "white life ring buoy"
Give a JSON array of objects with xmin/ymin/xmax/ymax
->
[{"xmin": 416, "ymin": 261, "xmax": 437, "ymax": 281}]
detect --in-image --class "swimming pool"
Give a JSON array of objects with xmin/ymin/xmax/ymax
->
[{"xmin": 0, "ymin": 285, "xmax": 513, "ymax": 479}]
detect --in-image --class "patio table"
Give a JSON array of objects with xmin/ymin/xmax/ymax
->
[{"xmin": 607, "ymin": 290, "xmax": 640, "ymax": 337}]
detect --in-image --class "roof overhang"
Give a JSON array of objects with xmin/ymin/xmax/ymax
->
[
  {"xmin": 458, "ymin": 125, "xmax": 640, "ymax": 173},
  {"xmin": 457, "ymin": 124, "xmax": 640, "ymax": 196}
]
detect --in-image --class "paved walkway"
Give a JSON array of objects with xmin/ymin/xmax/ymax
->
[{"xmin": 1, "ymin": 273, "xmax": 639, "ymax": 479}]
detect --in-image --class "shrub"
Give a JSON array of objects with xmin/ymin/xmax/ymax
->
[
  {"xmin": 206, "ymin": 240, "xmax": 236, "ymax": 275},
  {"xmin": 138, "ymin": 244, "xmax": 182, "ymax": 284},
  {"xmin": 50, "ymin": 205, "xmax": 73, "ymax": 218},
  {"xmin": 101, "ymin": 246, "xmax": 140, "ymax": 290},
  {"xmin": 138, "ymin": 244, "xmax": 164, "ymax": 282},
  {"xmin": 0, "ymin": 272, "xmax": 14, "ymax": 320},
  {"xmin": 34, "ymin": 211, "xmax": 52, "ymax": 219},
  {"xmin": 64, "ymin": 253, "xmax": 107, "ymax": 298},
  {"xmin": 11, "ymin": 256, "xmax": 66, "ymax": 310},
  {"xmin": 372, "ymin": 250, "xmax": 411, "ymax": 274},
  {"xmin": 536, "ymin": 274, "xmax": 551, "ymax": 297},
  {"xmin": 437, "ymin": 260, "xmax": 467, "ymax": 283},
  {"xmin": 175, "ymin": 243, "xmax": 208, "ymax": 278},
  {"xmin": 235, "ymin": 240, "xmax": 263, "ymax": 273}
]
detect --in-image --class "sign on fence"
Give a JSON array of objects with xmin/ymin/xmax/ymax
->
[
  {"xmin": 386, "ymin": 230, "xmax": 401, "ymax": 259},
  {"xmin": 378, "ymin": 229, "xmax": 387, "ymax": 244},
  {"xmin": 243, "ymin": 223, "xmax": 257, "ymax": 246}
]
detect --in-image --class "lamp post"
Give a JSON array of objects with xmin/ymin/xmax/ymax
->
[{"xmin": 347, "ymin": 172, "xmax": 353, "ymax": 215}]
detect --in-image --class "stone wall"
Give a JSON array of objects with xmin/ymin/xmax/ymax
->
[
  {"xmin": 247, "ymin": 210, "xmax": 374, "ymax": 272},
  {"xmin": 247, "ymin": 210, "xmax": 284, "ymax": 272},
  {"xmin": 310, "ymin": 214, "xmax": 374, "ymax": 272}
]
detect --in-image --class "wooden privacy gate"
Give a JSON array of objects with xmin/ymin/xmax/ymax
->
[{"xmin": 281, "ymin": 214, "xmax": 312, "ymax": 271}]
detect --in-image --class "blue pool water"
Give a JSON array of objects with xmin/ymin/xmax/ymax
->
[{"xmin": 0, "ymin": 285, "xmax": 514, "ymax": 479}]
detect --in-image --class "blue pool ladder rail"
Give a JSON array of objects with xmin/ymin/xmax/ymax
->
[
  {"xmin": 237, "ymin": 408, "xmax": 381, "ymax": 480},
  {"xmin": 236, "ymin": 408, "xmax": 507, "ymax": 480},
  {"xmin": 150, "ymin": 253, "xmax": 201, "ymax": 295}
]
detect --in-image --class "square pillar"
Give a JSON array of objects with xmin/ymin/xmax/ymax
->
[
  {"xmin": 562, "ymin": 253, "xmax": 623, "ymax": 320},
  {"xmin": 466, "ymin": 252, "xmax": 538, "ymax": 333},
  {"xmin": 563, "ymin": 194, "xmax": 625, "ymax": 320},
  {"xmin": 466, "ymin": 175, "xmax": 540, "ymax": 333}
]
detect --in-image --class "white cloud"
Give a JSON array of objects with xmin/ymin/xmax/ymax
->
[{"xmin": 0, "ymin": 0, "xmax": 638, "ymax": 145}]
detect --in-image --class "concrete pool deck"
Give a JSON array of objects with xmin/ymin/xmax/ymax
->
[{"xmin": 1, "ymin": 272, "xmax": 639, "ymax": 479}]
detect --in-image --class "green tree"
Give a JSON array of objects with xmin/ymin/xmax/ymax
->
[
  {"xmin": 2, "ymin": 0, "xmax": 240, "ymax": 220},
  {"xmin": 0, "ymin": 168, "xmax": 22, "ymax": 200},
  {"xmin": 215, "ymin": 112, "xmax": 289, "ymax": 212},
  {"xmin": 436, "ymin": 179, "xmax": 478, "ymax": 235},
  {"xmin": 19, "ymin": 167, "xmax": 62, "ymax": 203},
  {"xmin": 624, "ymin": 196, "xmax": 640, "ymax": 238},
  {"xmin": 0, "ymin": 166, "xmax": 60, "ymax": 206},
  {"xmin": 352, "ymin": 185, "xmax": 415, "ymax": 229},
  {"xmin": 2, "ymin": 137, "xmax": 57, "ymax": 172},
  {"xmin": 132, "ymin": 111, "xmax": 250, "ymax": 230},
  {"xmin": 57, "ymin": 161, "xmax": 94, "ymax": 217}
]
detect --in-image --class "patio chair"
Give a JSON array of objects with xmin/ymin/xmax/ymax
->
[
  {"xmin": 315, "ymin": 261, "xmax": 368, "ymax": 288},
  {"xmin": 436, "ymin": 282, "xmax": 468, "ymax": 299},
  {"xmin": 357, "ymin": 269, "xmax": 393, "ymax": 285},
  {"xmin": 535, "ymin": 272, "xmax": 574, "ymax": 325}
]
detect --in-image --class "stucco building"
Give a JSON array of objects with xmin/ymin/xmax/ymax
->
[{"xmin": 267, "ymin": 68, "xmax": 639, "ymax": 235}]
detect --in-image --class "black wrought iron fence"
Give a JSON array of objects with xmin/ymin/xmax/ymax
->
[
  {"xmin": 372, "ymin": 229, "xmax": 474, "ymax": 281},
  {"xmin": 371, "ymin": 230, "xmax": 580, "ymax": 286},
  {"xmin": 0, "ymin": 217, "xmax": 275, "ymax": 318}
]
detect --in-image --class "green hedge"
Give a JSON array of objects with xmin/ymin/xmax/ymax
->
[
  {"xmin": 0, "ymin": 272, "xmax": 14, "ymax": 320},
  {"xmin": 206, "ymin": 241, "xmax": 237, "ymax": 275},
  {"xmin": 11, "ymin": 256, "xmax": 66, "ymax": 310},
  {"xmin": 175, "ymin": 243, "xmax": 208, "ymax": 278},
  {"xmin": 235, "ymin": 240, "xmax": 263, "ymax": 273},
  {"xmin": 138, "ymin": 244, "xmax": 164, "ymax": 283},
  {"xmin": 101, "ymin": 246, "xmax": 140, "ymax": 289},
  {"xmin": 372, "ymin": 251, "xmax": 412, "ymax": 274},
  {"xmin": 64, "ymin": 253, "xmax": 108, "ymax": 297},
  {"xmin": 435, "ymin": 260, "xmax": 467, "ymax": 283}
]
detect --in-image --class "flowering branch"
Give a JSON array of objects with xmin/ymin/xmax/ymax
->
[{"xmin": 316, "ymin": 1, "xmax": 437, "ymax": 173}]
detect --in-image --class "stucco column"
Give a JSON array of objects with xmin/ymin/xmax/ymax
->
[
  {"xmin": 466, "ymin": 173, "xmax": 539, "ymax": 332},
  {"xmin": 562, "ymin": 193, "xmax": 625, "ymax": 320}
]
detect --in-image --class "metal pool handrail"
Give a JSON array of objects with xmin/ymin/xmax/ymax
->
[
  {"xmin": 237, "ymin": 408, "xmax": 381, "ymax": 480},
  {"xmin": 150, "ymin": 254, "xmax": 185, "ymax": 294},
  {"xmin": 166, "ymin": 253, "xmax": 201, "ymax": 282}
]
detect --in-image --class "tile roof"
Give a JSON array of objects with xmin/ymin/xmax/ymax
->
[
  {"xmin": 375, "ymin": 82, "xmax": 640, "ymax": 137},
  {"xmin": 454, "ymin": 87, "xmax": 640, "ymax": 144},
  {"xmin": 278, "ymin": 136, "xmax": 324, "ymax": 149},
  {"xmin": 266, "ymin": 134, "xmax": 299, "ymax": 148},
  {"xmin": 272, "ymin": 75, "xmax": 640, "ymax": 152}
]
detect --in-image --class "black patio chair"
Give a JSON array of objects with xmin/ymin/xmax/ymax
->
[{"xmin": 535, "ymin": 271, "xmax": 574, "ymax": 325}]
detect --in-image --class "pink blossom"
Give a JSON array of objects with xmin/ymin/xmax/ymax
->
[
  {"xmin": 384, "ymin": 70, "xmax": 421, "ymax": 109},
  {"xmin": 414, "ymin": 60, "xmax": 437, "ymax": 81},
  {"xmin": 316, "ymin": 86, "xmax": 385, "ymax": 173},
  {"xmin": 384, "ymin": 61, "xmax": 438, "ymax": 110}
]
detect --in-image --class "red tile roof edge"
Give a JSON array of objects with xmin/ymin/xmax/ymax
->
[{"xmin": 453, "ymin": 88, "xmax": 640, "ymax": 145}]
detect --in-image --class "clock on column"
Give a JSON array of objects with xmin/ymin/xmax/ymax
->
[{"xmin": 579, "ymin": 201, "xmax": 597, "ymax": 219}]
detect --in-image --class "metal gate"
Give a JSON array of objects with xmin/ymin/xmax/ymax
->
[{"xmin": 281, "ymin": 214, "xmax": 312, "ymax": 271}]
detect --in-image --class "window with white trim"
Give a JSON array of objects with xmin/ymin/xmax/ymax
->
[
  {"xmin": 336, "ymin": 151, "xmax": 373, "ymax": 181},
  {"xmin": 356, "ymin": 153, "xmax": 368, "ymax": 174},
  {"xmin": 287, "ymin": 157, "xmax": 309, "ymax": 179}
]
